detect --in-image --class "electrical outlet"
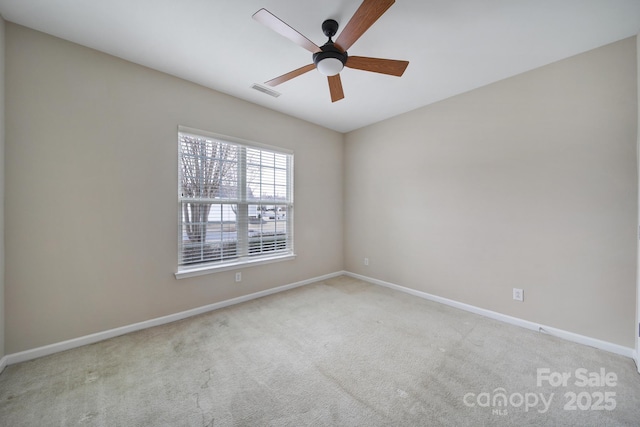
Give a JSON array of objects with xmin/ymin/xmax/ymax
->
[
  {"xmin": 235, "ymin": 272, "xmax": 242, "ymax": 282},
  {"xmin": 364, "ymin": 258, "xmax": 369, "ymax": 266},
  {"xmin": 513, "ymin": 288, "xmax": 524, "ymax": 302}
]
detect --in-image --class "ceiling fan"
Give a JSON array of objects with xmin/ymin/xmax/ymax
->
[{"xmin": 252, "ymin": 0, "xmax": 409, "ymax": 102}]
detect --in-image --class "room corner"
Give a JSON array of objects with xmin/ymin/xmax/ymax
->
[{"xmin": 0, "ymin": 13, "xmax": 6, "ymax": 373}]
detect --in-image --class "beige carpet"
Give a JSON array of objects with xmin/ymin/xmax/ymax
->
[{"xmin": 1, "ymin": 275, "xmax": 639, "ymax": 426}]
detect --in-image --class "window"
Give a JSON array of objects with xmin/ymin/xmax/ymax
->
[{"xmin": 176, "ymin": 127, "xmax": 294, "ymax": 278}]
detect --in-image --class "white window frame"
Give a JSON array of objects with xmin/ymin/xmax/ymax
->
[{"xmin": 175, "ymin": 126, "xmax": 295, "ymax": 279}]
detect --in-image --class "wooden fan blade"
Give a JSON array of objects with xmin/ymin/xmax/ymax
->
[
  {"xmin": 253, "ymin": 9, "xmax": 321, "ymax": 54},
  {"xmin": 328, "ymin": 74, "xmax": 345, "ymax": 102},
  {"xmin": 334, "ymin": 0, "xmax": 395, "ymax": 52},
  {"xmin": 346, "ymin": 56, "xmax": 409, "ymax": 76},
  {"xmin": 265, "ymin": 64, "xmax": 316, "ymax": 87}
]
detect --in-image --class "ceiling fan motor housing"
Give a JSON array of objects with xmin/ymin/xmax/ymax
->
[{"xmin": 313, "ymin": 43, "xmax": 348, "ymax": 67}]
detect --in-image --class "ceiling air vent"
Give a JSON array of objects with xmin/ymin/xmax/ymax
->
[{"xmin": 251, "ymin": 83, "xmax": 281, "ymax": 98}]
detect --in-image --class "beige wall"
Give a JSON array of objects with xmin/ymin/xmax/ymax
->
[
  {"xmin": 345, "ymin": 37, "xmax": 638, "ymax": 347},
  {"xmin": 4, "ymin": 24, "xmax": 344, "ymax": 354}
]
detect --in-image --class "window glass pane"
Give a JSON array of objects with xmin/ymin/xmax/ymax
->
[
  {"xmin": 179, "ymin": 134, "xmax": 239, "ymax": 200},
  {"xmin": 248, "ymin": 204, "xmax": 288, "ymax": 256},
  {"xmin": 274, "ymin": 153, "xmax": 287, "ymax": 168},
  {"xmin": 246, "ymin": 147, "xmax": 261, "ymax": 165},
  {"xmin": 180, "ymin": 202, "xmax": 238, "ymax": 265},
  {"xmin": 261, "ymin": 151, "xmax": 275, "ymax": 167},
  {"xmin": 246, "ymin": 164, "xmax": 261, "ymax": 201},
  {"xmin": 274, "ymin": 169, "xmax": 287, "ymax": 186},
  {"xmin": 261, "ymin": 168, "xmax": 275, "ymax": 186}
]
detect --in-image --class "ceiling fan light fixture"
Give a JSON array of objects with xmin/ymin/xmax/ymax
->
[
  {"xmin": 316, "ymin": 57, "xmax": 344, "ymax": 76},
  {"xmin": 313, "ymin": 45, "xmax": 348, "ymax": 77}
]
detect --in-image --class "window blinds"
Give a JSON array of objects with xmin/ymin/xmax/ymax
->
[{"xmin": 178, "ymin": 130, "xmax": 293, "ymax": 270}]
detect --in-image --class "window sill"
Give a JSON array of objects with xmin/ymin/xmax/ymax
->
[{"xmin": 175, "ymin": 253, "xmax": 297, "ymax": 280}]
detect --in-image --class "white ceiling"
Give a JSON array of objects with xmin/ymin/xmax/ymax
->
[{"xmin": 0, "ymin": 0, "xmax": 639, "ymax": 133}]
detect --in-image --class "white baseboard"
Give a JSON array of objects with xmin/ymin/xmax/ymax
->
[
  {"xmin": 4, "ymin": 270, "xmax": 634, "ymax": 368},
  {"xmin": 4, "ymin": 271, "xmax": 343, "ymax": 367},
  {"xmin": 345, "ymin": 271, "xmax": 635, "ymax": 359},
  {"xmin": 0, "ymin": 355, "xmax": 7, "ymax": 374}
]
